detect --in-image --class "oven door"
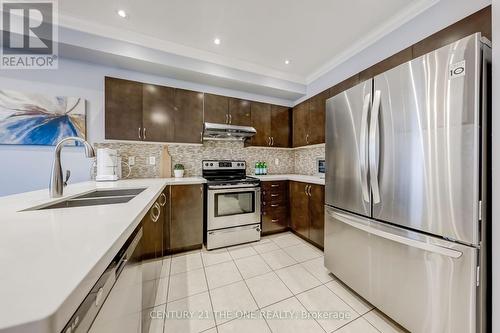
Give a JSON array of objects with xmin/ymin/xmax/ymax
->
[{"xmin": 207, "ymin": 185, "xmax": 261, "ymax": 230}]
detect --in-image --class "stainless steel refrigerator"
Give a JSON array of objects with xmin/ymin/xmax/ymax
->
[{"xmin": 324, "ymin": 33, "xmax": 490, "ymax": 333}]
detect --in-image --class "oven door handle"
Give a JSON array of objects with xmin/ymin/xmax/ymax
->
[{"xmin": 208, "ymin": 184, "xmax": 260, "ymax": 190}]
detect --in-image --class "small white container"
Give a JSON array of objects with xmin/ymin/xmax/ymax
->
[{"xmin": 174, "ymin": 169, "xmax": 184, "ymax": 178}]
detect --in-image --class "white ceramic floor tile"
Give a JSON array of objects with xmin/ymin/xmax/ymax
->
[
  {"xmin": 271, "ymin": 234, "xmax": 304, "ymax": 248},
  {"xmin": 261, "ymin": 297, "xmax": 324, "ymax": 333},
  {"xmin": 274, "ymin": 264, "xmax": 322, "ymax": 294},
  {"xmin": 217, "ymin": 313, "xmax": 271, "ymax": 333},
  {"xmin": 296, "ymin": 285, "xmax": 358, "ymax": 332},
  {"xmin": 168, "ymin": 268, "xmax": 208, "ymax": 302},
  {"xmin": 89, "ymin": 310, "xmax": 142, "ymax": 333},
  {"xmin": 234, "ymin": 255, "xmax": 272, "ymax": 279},
  {"xmin": 260, "ymin": 249, "xmax": 296, "ymax": 270},
  {"xmin": 164, "ymin": 292, "xmax": 215, "ymax": 333},
  {"xmin": 245, "ymin": 272, "xmax": 293, "ymax": 308},
  {"xmin": 325, "ymin": 280, "xmax": 374, "ymax": 315},
  {"xmin": 201, "ymin": 248, "xmax": 233, "ymax": 266},
  {"xmin": 253, "ymin": 241, "xmax": 280, "ymax": 254},
  {"xmin": 146, "ymin": 304, "xmax": 166, "ymax": 333},
  {"xmin": 228, "ymin": 244, "xmax": 258, "ymax": 260},
  {"xmin": 364, "ymin": 309, "xmax": 408, "ymax": 333},
  {"xmin": 205, "ymin": 261, "xmax": 242, "ymax": 289},
  {"xmin": 160, "ymin": 257, "xmax": 171, "ymax": 278},
  {"xmin": 282, "ymin": 243, "xmax": 323, "ymax": 262},
  {"xmin": 143, "ymin": 259, "xmax": 163, "ymax": 281},
  {"xmin": 335, "ymin": 317, "xmax": 379, "ymax": 333},
  {"xmin": 154, "ymin": 277, "xmax": 169, "ymax": 306},
  {"xmin": 210, "ymin": 281, "xmax": 258, "ymax": 325},
  {"xmin": 170, "ymin": 252, "xmax": 203, "ymax": 275},
  {"xmin": 300, "ymin": 257, "xmax": 334, "ymax": 283}
]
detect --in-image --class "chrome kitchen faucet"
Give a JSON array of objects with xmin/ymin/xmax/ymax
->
[{"xmin": 49, "ymin": 137, "xmax": 95, "ymax": 198}]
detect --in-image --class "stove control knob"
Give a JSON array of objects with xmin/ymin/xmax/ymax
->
[{"xmin": 210, "ymin": 163, "xmax": 213, "ymax": 166}]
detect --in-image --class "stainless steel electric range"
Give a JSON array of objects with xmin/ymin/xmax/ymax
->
[{"xmin": 203, "ymin": 160, "xmax": 261, "ymax": 250}]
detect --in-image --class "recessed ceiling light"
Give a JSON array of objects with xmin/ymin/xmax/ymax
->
[
  {"xmin": 285, "ymin": 59, "xmax": 290, "ymax": 65},
  {"xmin": 117, "ymin": 9, "xmax": 127, "ymax": 18},
  {"xmin": 214, "ymin": 38, "xmax": 221, "ymax": 45}
]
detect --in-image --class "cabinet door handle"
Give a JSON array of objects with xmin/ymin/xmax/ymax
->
[
  {"xmin": 271, "ymin": 194, "xmax": 279, "ymax": 197},
  {"xmin": 200, "ymin": 131, "xmax": 203, "ymax": 142},
  {"xmin": 307, "ymin": 185, "xmax": 312, "ymax": 196},
  {"xmin": 306, "ymin": 134, "xmax": 309, "ymax": 144},
  {"xmin": 143, "ymin": 127, "xmax": 146, "ymax": 140},
  {"xmin": 271, "ymin": 137, "xmax": 274, "ymax": 146},
  {"xmin": 225, "ymin": 114, "xmax": 228, "ymax": 124},
  {"xmin": 271, "ymin": 204, "xmax": 279, "ymax": 207},
  {"xmin": 304, "ymin": 185, "xmax": 308, "ymax": 196},
  {"xmin": 138, "ymin": 127, "xmax": 142, "ymax": 140},
  {"xmin": 200, "ymin": 185, "xmax": 204, "ymax": 197},
  {"xmin": 271, "ymin": 219, "xmax": 279, "ymax": 223},
  {"xmin": 151, "ymin": 203, "xmax": 161, "ymax": 222},
  {"xmin": 159, "ymin": 193, "xmax": 167, "ymax": 206},
  {"xmin": 229, "ymin": 114, "xmax": 232, "ymax": 124},
  {"xmin": 271, "ymin": 184, "xmax": 279, "ymax": 188}
]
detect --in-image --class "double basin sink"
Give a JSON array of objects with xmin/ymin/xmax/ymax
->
[{"xmin": 32, "ymin": 188, "xmax": 146, "ymax": 210}]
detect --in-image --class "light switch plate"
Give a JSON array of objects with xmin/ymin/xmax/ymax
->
[
  {"xmin": 128, "ymin": 156, "xmax": 135, "ymax": 166},
  {"xmin": 149, "ymin": 156, "xmax": 156, "ymax": 165}
]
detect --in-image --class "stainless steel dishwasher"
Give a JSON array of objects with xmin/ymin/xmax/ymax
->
[{"xmin": 62, "ymin": 226, "xmax": 143, "ymax": 333}]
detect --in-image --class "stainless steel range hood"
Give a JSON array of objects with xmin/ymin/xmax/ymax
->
[{"xmin": 203, "ymin": 122, "xmax": 256, "ymax": 141}]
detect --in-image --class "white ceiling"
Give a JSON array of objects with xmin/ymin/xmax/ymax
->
[{"xmin": 58, "ymin": 0, "xmax": 439, "ymax": 84}]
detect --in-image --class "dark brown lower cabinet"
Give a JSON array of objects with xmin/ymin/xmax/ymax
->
[
  {"xmin": 141, "ymin": 196, "xmax": 163, "ymax": 314},
  {"xmin": 140, "ymin": 196, "xmax": 163, "ymax": 260},
  {"xmin": 289, "ymin": 181, "xmax": 325, "ymax": 248},
  {"xmin": 289, "ymin": 181, "xmax": 310, "ymax": 238},
  {"xmin": 261, "ymin": 181, "xmax": 289, "ymax": 234},
  {"xmin": 170, "ymin": 184, "xmax": 204, "ymax": 252},
  {"xmin": 308, "ymin": 184, "xmax": 325, "ymax": 247}
]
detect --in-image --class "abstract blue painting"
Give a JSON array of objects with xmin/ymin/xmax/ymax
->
[{"xmin": 0, "ymin": 90, "xmax": 86, "ymax": 145}]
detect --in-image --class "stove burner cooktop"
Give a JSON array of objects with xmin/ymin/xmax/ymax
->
[{"xmin": 202, "ymin": 160, "xmax": 260, "ymax": 186}]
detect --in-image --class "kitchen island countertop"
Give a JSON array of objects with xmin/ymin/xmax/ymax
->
[{"xmin": 0, "ymin": 177, "xmax": 206, "ymax": 333}]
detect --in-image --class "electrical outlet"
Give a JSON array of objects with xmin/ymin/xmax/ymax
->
[
  {"xmin": 149, "ymin": 156, "xmax": 156, "ymax": 165},
  {"xmin": 275, "ymin": 158, "xmax": 280, "ymax": 166},
  {"xmin": 128, "ymin": 156, "xmax": 135, "ymax": 166}
]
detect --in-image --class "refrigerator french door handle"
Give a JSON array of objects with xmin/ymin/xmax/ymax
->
[
  {"xmin": 359, "ymin": 93, "xmax": 371, "ymax": 203},
  {"xmin": 326, "ymin": 207, "xmax": 463, "ymax": 259},
  {"xmin": 369, "ymin": 90, "xmax": 382, "ymax": 204}
]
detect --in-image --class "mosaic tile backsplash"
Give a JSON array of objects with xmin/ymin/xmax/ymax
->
[{"xmin": 93, "ymin": 141, "xmax": 324, "ymax": 179}]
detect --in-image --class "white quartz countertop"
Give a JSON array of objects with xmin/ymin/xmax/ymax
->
[
  {"xmin": 254, "ymin": 174, "xmax": 325, "ymax": 185},
  {"xmin": 0, "ymin": 177, "xmax": 205, "ymax": 333}
]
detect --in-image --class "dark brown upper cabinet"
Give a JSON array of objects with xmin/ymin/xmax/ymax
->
[
  {"xmin": 292, "ymin": 92, "xmax": 327, "ymax": 147},
  {"xmin": 142, "ymin": 84, "xmax": 175, "ymax": 142},
  {"xmin": 105, "ymin": 77, "xmax": 143, "ymax": 141},
  {"xmin": 105, "ymin": 77, "xmax": 203, "ymax": 144},
  {"xmin": 228, "ymin": 98, "xmax": 251, "ymax": 126},
  {"xmin": 204, "ymin": 93, "xmax": 251, "ymax": 126},
  {"xmin": 204, "ymin": 93, "xmax": 229, "ymax": 124},
  {"xmin": 270, "ymin": 105, "xmax": 291, "ymax": 147},
  {"xmin": 173, "ymin": 89, "xmax": 204, "ymax": 144},
  {"xmin": 250, "ymin": 101, "xmax": 272, "ymax": 146},
  {"xmin": 292, "ymin": 101, "xmax": 309, "ymax": 147},
  {"xmin": 307, "ymin": 91, "xmax": 327, "ymax": 145}
]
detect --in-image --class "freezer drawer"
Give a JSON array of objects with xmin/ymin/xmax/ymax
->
[{"xmin": 324, "ymin": 207, "xmax": 479, "ymax": 333}]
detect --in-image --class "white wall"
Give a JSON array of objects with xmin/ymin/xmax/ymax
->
[
  {"xmin": 299, "ymin": 0, "xmax": 491, "ymax": 104},
  {"xmin": 0, "ymin": 58, "xmax": 293, "ymax": 197},
  {"xmin": 491, "ymin": 1, "xmax": 499, "ymax": 332}
]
